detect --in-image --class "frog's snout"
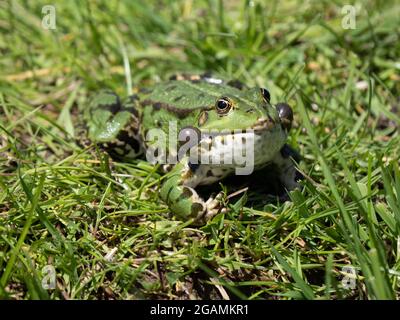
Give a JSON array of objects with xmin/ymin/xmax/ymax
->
[{"xmin": 276, "ymin": 103, "xmax": 293, "ymax": 131}]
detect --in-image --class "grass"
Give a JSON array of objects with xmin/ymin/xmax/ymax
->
[{"xmin": 0, "ymin": 0, "xmax": 399, "ymax": 300}]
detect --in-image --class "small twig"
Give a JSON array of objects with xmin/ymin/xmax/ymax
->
[
  {"xmin": 210, "ymin": 277, "xmax": 230, "ymax": 300},
  {"xmin": 226, "ymin": 187, "xmax": 248, "ymax": 200}
]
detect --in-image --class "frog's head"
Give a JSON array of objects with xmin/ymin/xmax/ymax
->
[
  {"xmin": 196, "ymin": 87, "xmax": 293, "ymax": 134},
  {"xmin": 181, "ymin": 86, "xmax": 294, "ymax": 171}
]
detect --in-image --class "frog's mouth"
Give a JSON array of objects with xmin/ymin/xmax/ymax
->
[
  {"xmin": 189, "ymin": 118, "xmax": 286, "ymax": 170},
  {"xmin": 250, "ymin": 117, "xmax": 276, "ymax": 132},
  {"xmin": 198, "ymin": 117, "xmax": 277, "ymax": 137},
  {"xmin": 177, "ymin": 115, "xmax": 286, "ymax": 170}
]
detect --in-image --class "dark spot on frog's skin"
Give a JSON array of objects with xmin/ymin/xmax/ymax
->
[
  {"xmin": 173, "ymin": 108, "xmax": 196, "ymax": 119},
  {"xmin": 246, "ymin": 109, "xmax": 254, "ymax": 113},
  {"xmin": 153, "ymin": 102, "xmax": 162, "ymax": 111},
  {"xmin": 117, "ymin": 129, "xmax": 141, "ymax": 152},
  {"xmin": 100, "ymin": 130, "xmax": 141, "ymax": 159},
  {"xmin": 190, "ymin": 203, "xmax": 204, "ymax": 217},
  {"xmin": 128, "ymin": 94, "xmax": 139, "ymax": 102},
  {"xmin": 122, "ymin": 96, "xmax": 140, "ymax": 117},
  {"xmin": 142, "ymin": 99, "xmax": 212, "ymax": 119},
  {"xmin": 206, "ymin": 170, "xmax": 214, "ymax": 177},
  {"xmin": 182, "ymin": 186, "xmax": 194, "ymax": 197},
  {"xmin": 103, "ymin": 103, "xmax": 120, "ymax": 114},
  {"xmin": 174, "ymin": 95, "xmax": 184, "ymax": 102},
  {"xmin": 95, "ymin": 92, "xmax": 121, "ymax": 114},
  {"xmin": 166, "ymin": 85, "xmax": 177, "ymax": 91},
  {"xmin": 131, "ymin": 107, "xmax": 140, "ymax": 118},
  {"xmin": 280, "ymin": 144, "xmax": 301, "ymax": 163},
  {"xmin": 139, "ymin": 87, "xmax": 153, "ymax": 94},
  {"xmin": 188, "ymin": 162, "xmax": 200, "ymax": 172}
]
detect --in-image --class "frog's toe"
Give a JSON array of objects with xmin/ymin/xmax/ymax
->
[
  {"xmin": 205, "ymin": 192, "xmax": 223, "ymax": 209},
  {"xmin": 202, "ymin": 192, "xmax": 226, "ymax": 222}
]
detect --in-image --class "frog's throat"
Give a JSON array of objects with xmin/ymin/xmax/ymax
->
[{"xmin": 191, "ymin": 127, "xmax": 286, "ymax": 171}]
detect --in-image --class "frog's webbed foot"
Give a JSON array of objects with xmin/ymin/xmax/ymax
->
[
  {"xmin": 160, "ymin": 160, "xmax": 226, "ymax": 225},
  {"xmin": 183, "ymin": 190, "xmax": 225, "ymax": 225},
  {"xmin": 162, "ymin": 184, "xmax": 225, "ymax": 226},
  {"xmin": 202, "ymin": 192, "xmax": 226, "ymax": 223},
  {"xmin": 273, "ymin": 144, "xmax": 302, "ymax": 192}
]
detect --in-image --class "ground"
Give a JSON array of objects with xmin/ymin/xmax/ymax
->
[{"xmin": 0, "ymin": 0, "xmax": 399, "ymax": 299}]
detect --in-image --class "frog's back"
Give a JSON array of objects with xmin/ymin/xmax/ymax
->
[{"xmin": 140, "ymin": 80, "xmax": 243, "ymax": 110}]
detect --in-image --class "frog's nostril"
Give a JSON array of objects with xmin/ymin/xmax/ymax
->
[{"xmin": 276, "ymin": 103, "xmax": 293, "ymax": 131}]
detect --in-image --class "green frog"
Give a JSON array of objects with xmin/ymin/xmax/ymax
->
[{"xmin": 83, "ymin": 74, "xmax": 300, "ymax": 225}]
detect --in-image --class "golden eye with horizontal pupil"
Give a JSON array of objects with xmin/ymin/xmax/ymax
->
[
  {"xmin": 260, "ymin": 88, "xmax": 271, "ymax": 103},
  {"xmin": 215, "ymin": 97, "xmax": 231, "ymax": 114}
]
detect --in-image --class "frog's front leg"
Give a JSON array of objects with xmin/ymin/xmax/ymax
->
[
  {"xmin": 160, "ymin": 159, "xmax": 224, "ymax": 225},
  {"xmin": 273, "ymin": 144, "xmax": 302, "ymax": 191}
]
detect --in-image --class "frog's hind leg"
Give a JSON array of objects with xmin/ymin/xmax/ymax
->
[
  {"xmin": 103, "ymin": 125, "xmax": 143, "ymax": 160},
  {"xmin": 76, "ymin": 90, "xmax": 122, "ymax": 149},
  {"xmin": 272, "ymin": 144, "xmax": 302, "ymax": 192},
  {"xmin": 87, "ymin": 91, "xmax": 144, "ymax": 160},
  {"xmin": 106, "ymin": 104, "xmax": 144, "ymax": 159}
]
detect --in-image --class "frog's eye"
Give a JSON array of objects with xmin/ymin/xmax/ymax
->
[
  {"xmin": 260, "ymin": 88, "xmax": 270, "ymax": 103},
  {"xmin": 215, "ymin": 97, "xmax": 232, "ymax": 114}
]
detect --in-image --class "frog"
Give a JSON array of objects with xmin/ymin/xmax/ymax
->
[{"xmin": 83, "ymin": 73, "xmax": 300, "ymax": 225}]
